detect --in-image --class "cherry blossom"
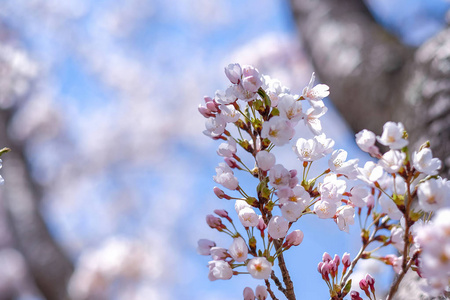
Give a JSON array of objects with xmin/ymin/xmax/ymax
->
[
  {"xmin": 224, "ymin": 63, "xmax": 242, "ymax": 84},
  {"xmin": 229, "ymin": 237, "xmax": 248, "ymax": 262},
  {"xmin": 208, "ymin": 260, "xmax": 233, "ymax": 281},
  {"xmin": 213, "ymin": 162, "xmax": 239, "ymax": 190},
  {"xmin": 247, "ymin": 257, "xmax": 272, "ymax": 280},
  {"xmin": 377, "ymin": 121, "xmax": 408, "ymax": 150},
  {"xmin": 256, "ymin": 150, "xmax": 276, "ymax": 171},
  {"xmin": 301, "ymin": 72, "xmax": 330, "ymax": 103},
  {"xmin": 413, "ymin": 148, "xmax": 442, "ymax": 175},
  {"xmin": 197, "ymin": 239, "xmax": 216, "ymax": 255},
  {"xmin": 268, "ymin": 215, "xmax": 289, "ymax": 239},
  {"xmin": 261, "ymin": 116, "xmax": 295, "ymax": 146}
]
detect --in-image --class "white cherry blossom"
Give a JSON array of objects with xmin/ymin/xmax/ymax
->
[
  {"xmin": 413, "ymin": 148, "xmax": 442, "ymax": 175},
  {"xmin": 247, "ymin": 257, "xmax": 272, "ymax": 279},
  {"xmin": 377, "ymin": 121, "xmax": 408, "ymax": 149},
  {"xmin": 229, "ymin": 237, "xmax": 248, "ymax": 262},
  {"xmin": 261, "ymin": 116, "xmax": 295, "ymax": 146},
  {"xmin": 278, "ymin": 94, "xmax": 303, "ymax": 124},
  {"xmin": 208, "ymin": 260, "xmax": 233, "ymax": 281},
  {"xmin": 224, "ymin": 63, "xmax": 242, "ymax": 84},
  {"xmin": 256, "ymin": 151, "xmax": 276, "ymax": 171},
  {"xmin": 213, "ymin": 162, "xmax": 238, "ymax": 190},
  {"xmin": 379, "ymin": 150, "xmax": 405, "ymax": 173}
]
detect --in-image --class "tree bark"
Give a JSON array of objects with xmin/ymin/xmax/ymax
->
[
  {"xmin": 0, "ymin": 109, "xmax": 74, "ymax": 299},
  {"xmin": 289, "ymin": 0, "xmax": 450, "ymax": 177},
  {"xmin": 290, "ymin": 0, "xmax": 450, "ymax": 299}
]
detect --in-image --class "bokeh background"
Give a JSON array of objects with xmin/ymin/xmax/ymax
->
[{"xmin": 0, "ymin": 0, "xmax": 448, "ymax": 299}]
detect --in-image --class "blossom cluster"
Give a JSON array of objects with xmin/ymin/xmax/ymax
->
[{"xmin": 198, "ymin": 63, "xmax": 450, "ymax": 300}]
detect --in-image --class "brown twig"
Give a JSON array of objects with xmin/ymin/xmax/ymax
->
[
  {"xmin": 265, "ymin": 279, "xmax": 280, "ymax": 300},
  {"xmin": 271, "ymin": 270, "xmax": 286, "ymax": 294},
  {"xmin": 274, "ymin": 240, "xmax": 296, "ymax": 300}
]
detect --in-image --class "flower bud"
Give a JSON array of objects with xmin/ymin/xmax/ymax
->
[
  {"xmin": 365, "ymin": 274, "xmax": 375, "ymax": 293},
  {"xmin": 213, "ymin": 187, "xmax": 231, "ymax": 200},
  {"xmin": 206, "ymin": 214, "xmax": 224, "ymax": 230},
  {"xmin": 206, "ymin": 99, "xmax": 219, "ymax": 112},
  {"xmin": 342, "ymin": 252, "xmax": 351, "ymax": 268},
  {"xmin": 225, "ymin": 63, "xmax": 242, "ymax": 85},
  {"xmin": 257, "ymin": 216, "xmax": 267, "ymax": 233},
  {"xmin": 255, "ymin": 285, "xmax": 268, "ymax": 300},
  {"xmin": 225, "ymin": 157, "xmax": 239, "ymax": 169},
  {"xmin": 214, "ymin": 209, "xmax": 229, "ymax": 218},
  {"xmin": 322, "ymin": 252, "xmax": 332, "ymax": 262},
  {"xmin": 285, "ymin": 230, "xmax": 304, "ymax": 246},
  {"xmin": 333, "ymin": 254, "xmax": 340, "ymax": 267},
  {"xmin": 350, "ymin": 291, "xmax": 363, "ymax": 300}
]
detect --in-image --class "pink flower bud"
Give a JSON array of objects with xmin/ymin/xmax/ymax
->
[
  {"xmin": 206, "ymin": 214, "xmax": 223, "ymax": 229},
  {"xmin": 198, "ymin": 105, "xmax": 214, "ymax": 118},
  {"xmin": 255, "ymin": 285, "xmax": 268, "ymax": 300},
  {"xmin": 322, "ymin": 252, "xmax": 332, "ymax": 262},
  {"xmin": 225, "ymin": 157, "xmax": 239, "ymax": 169},
  {"xmin": 289, "ymin": 169, "xmax": 297, "ymax": 177},
  {"xmin": 257, "ymin": 216, "xmax": 267, "ymax": 232},
  {"xmin": 359, "ymin": 278, "xmax": 369, "ymax": 292},
  {"xmin": 213, "ymin": 187, "xmax": 226, "ymax": 199},
  {"xmin": 243, "ymin": 287, "xmax": 255, "ymax": 300},
  {"xmin": 206, "ymin": 100, "xmax": 219, "ymax": 112},
  {"xmin": 333, "ymin": 254, "xmax": 340, "ymax": 267},
  {"xmin": 328, "ymin": 260, "xmax": 337, "ymax": 277},
  {"xmin": 350, "ymin": 291, "xmax": 363, "ymax": 300},
  {"xmin": 365, "ymin": 274, "xmax": 375, "ymax": 292},
  {"xmin": 342, "ymin": 252, "xmax": 351, "ymax": 268},
  {"xmin": 289, "ymin": 176, "xmax": 299, "ymax": 188},
  {"xmin": 317, "ymin": 261, "xmax": 324, "ymax": 273},
  {"xmin": 321, "ymin": 261, "xmax": 330, "ymax": 278},
  {"xmin": 204, "ymin": 96, "xmax": 213, "ymax": 103},
  {"xmin": 214, "ymin": 209, "xmax": 229, "ymax": 218},
  {"xmin": 285, "ymin": 230, "xmax": 304, "ymax": 246}
]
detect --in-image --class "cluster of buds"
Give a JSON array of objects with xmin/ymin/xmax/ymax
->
[
  {"xmin": 198, "ymin": 63, "xmax": 450, "ymax": 299},
  {"xmin": 317, "ymin": 252, "xmax": 351, "ymax": 299}
]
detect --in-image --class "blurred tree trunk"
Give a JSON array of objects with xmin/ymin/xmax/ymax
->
[
  {"xmin": 289, "ymin": 0, "xmax": 450, "ymax": 178},
  {"xmin": 0, "ymin": 108, "xmax": 74, "ymax": 300},
  {"xmin": 0, "ymin": 24, "xmax": 74, "ymax": 299},
  {"xmin": 290, "ymin": 0, "xmax": 450, "ymax": 299}
]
